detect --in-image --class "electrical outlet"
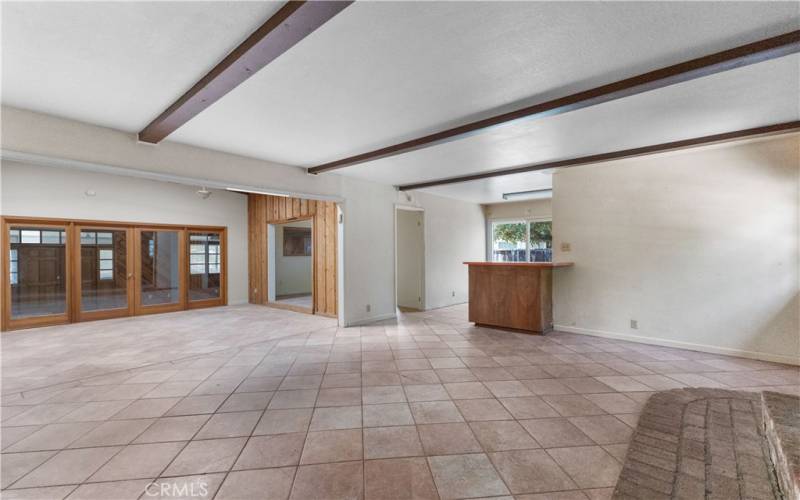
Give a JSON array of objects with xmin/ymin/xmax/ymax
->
[
  {"xmin": 366, "ymin": 304, "xmax": 371, "ymax": 313},
  {"xmin": 630, "ymin": 319, "xmax": 638, "ymax": 329},
  {"xmin": 560, "ymin": 242, "xmax": 572, "ymax": 252}
]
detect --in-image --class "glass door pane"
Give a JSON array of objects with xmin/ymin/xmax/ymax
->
[
  {"xmin": 80, "ymin": 229, "xmax": 129, "ymax": 312},
  {"xmin": 491, "ymin": 222, "xmax": 527, "ymax": 262},
  {"xmin": 188, "ymin": 232, "xmax": 222, "ymax": 302},
  {"xmin": 8, "ymin": 226, "xmax": 68, "ymax": 318},
  {"xmin": 529, "ymin": 221, "xmax": 553, "ymax": 262},
  {"xmin": 139, "ymin": 230, "xmax": 181, "ymax": 306}
]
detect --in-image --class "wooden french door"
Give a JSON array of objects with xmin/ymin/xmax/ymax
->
[
  {"xmin": 187, "ymin": 230, "xmax": 226, "ymax": 309},
  {"xmin": 74, "ymin": 225, "xmax": 135, "ymax": 321},
  {"xmin": 2, "ymin": 217, "xmax": 226, "ymax": 331},
  {"xmin": 134, "ymin": 228, "xmax": 186, "ymax": 315},
  {"xmin": 2, "ymin": 221, "xmax": 71, "ymax": 330}
]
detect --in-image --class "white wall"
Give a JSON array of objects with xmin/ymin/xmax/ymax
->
[
  {"xmin": 0, "ymin": 107, "xmax": 488, "ymax": 325},
  {"xmin": 0, "ymin": 106, "xmax": 343, "ymax": 198},
  {"xmin": 396, "ymin": 209, "xmax": 424, "ymax": 309},
  {"xmin": 0, "ymin": 161, "xmax": 249, "ymax": 304},
  {"xmin": 552, "ymin": 134, "xmax": 800, "ymax": 365},
  {"xmin": 484, "ymin": 197, "xmax": 552, "ymax": 220},
  {"xmin": 339, "ymin": 178, "xmax": 398, "ymax": 324},
  {"xmin": 273, "ymin": 220, "xmax": 312, "ymax": 296},
  {"xmin": 399, "ymin": 191, "xmax": 486, "ymax": 310}
]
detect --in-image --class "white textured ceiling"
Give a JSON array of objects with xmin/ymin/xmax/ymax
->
[
  {"xmin": 1, "ymin": 1, "xmax": 284, "ymax": 131},
  {"xmin": 2, "ymin": 1, "xmax": 798, "ymax": 203},
  {"xmin": 421, "ymin": 171, "xmax": 555, "ymax": 206},
  {"xmin": 365, "ymin": 54, "xmax": 800, "ymax": 202}
]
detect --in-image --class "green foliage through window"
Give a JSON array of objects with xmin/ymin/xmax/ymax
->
[
  {"xmin": 491, "ymin": 220, "xmax": 552, "ymax": 262},
  {"xmin": 530, "ymin": 221, "xmax": 552, "ymax": 248},
  {"xmin": 493, "ymin": 223, "xmax": 526, "ymax": 244}
]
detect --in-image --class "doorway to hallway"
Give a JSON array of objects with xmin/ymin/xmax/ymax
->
[{"xmin": 395, "ymin": 207, "xmax": 425, "ymax": 312}]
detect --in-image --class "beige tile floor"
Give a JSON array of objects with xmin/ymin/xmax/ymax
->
[{"xmin": 1, "ymin": 303, "xmax": 798, "ymax": 499}]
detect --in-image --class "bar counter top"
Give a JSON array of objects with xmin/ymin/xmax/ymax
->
[
  {"xmin": 463, "ymin": 261, "xmax": 574, "ymax": 268},
  {"xmin": 464, "ymin": 261, "xmax": 572, "ymax": 333}
]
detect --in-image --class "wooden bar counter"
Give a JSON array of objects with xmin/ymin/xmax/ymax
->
[{"xmin": 464, "ymin": 261, "xmax": 573, "ymax": 334}]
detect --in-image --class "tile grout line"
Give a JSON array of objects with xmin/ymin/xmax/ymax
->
[{"xmin": 210, "ymin": 340, "xmax": 294, "ymax": 499}]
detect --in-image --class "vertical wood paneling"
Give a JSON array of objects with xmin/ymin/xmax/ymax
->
[
  {"xmin": 247, "ymin": 196, "xmax": 255, "ymax": 303},
  {"xmin": 314, "ymin": 204, "xmax": 326, "ymax": 314},
  {"xmin": 247, "ymin": 195, "xmax": 268, "ymax": 305},
  {"xmin": 325, "ymin": 202, "xmax": 337, "ymax": 316},
  {"xmin": 247, "ymin": 194, "xmax": 337, "ymax": 316}
]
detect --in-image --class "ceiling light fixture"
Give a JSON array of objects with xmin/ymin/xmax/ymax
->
[
  {"xmin": 196, "ymin": 186, "xmax": 212, "ymax": 199},
  {"xmin": 225, "ymin": 187, "xmax": 291, "ymax": 197},
  {"xmin": 502, "ymin": 188, "xmax": 553, "ymax": 201}
]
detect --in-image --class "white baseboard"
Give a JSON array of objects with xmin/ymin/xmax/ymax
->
[
  {"xmin": 423, "ymin": 300, "xmax": 468, "ymax": 312},
  {"xmin": 344, "ymin": 312, "xmax": 398, "ymax": 327},
  {"xmin": 554, "ymin": 324, "xmax": 799, "ymax": 366}
]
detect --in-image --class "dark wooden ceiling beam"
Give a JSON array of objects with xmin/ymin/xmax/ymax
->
[
  {"xmin": 138, "ymin": 0, "xmax": 353, "ymax": 144},
  {"xmin": 309, "ymin": 30, "xmax": 800, "ymax": 174},
  {"xmin": 396, "ymin": 121, "xmax": 800, "ymax": 191}
]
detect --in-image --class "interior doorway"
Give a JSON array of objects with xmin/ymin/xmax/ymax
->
[
  {"xmin": 395, "ymin": 207, "xmax": 425, "ymax": 312},
  {"xmin": 268, "ymin": 218, "xmax": 313, "ymax": 313}
]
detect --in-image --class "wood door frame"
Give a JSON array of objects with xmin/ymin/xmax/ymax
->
[
  {"xmin": 2, "ymin": 215, "xmax": 228, "ymax": 331},
  {"xmin": 186, "ymin": 228, "xmax": 228, "ymax": 310},
  {"xmin": 2, "ymin": 219, "xmax": 72, "ymax": 331},
  {"xmin": 72, "ymin": 224, "xmax": 135, "ymax": 322},
  {"xmin": 1, "ymin": 215, "xmax": 225, "ymax": 231},
  {"xmin": 266, "ymin": 216, "xmax": 314, "ymax": 315},
  {"xmin": 133, "ymin": 227, "xmax": 187, "ymax": 316}
]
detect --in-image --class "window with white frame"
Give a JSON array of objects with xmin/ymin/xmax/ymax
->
[
  {"xmin": 9, "ymin": 228, "xmax": 66, "ymax": 245},
  {"xmin": 8, "ymin": 228, "xmax": 68, "ymax": 285},
  {"xmin": 208, "ymin": 240, "xmax": 220, "ymax": 274},
  {"xmin": 98, "ymin": 249, "xmax": 113, "ymax": 280},
  {"xmin": 10, "ymin": 249, "xmax": 18, "ymax": 285},
  {"xmin": 81, "ymin": 231, "xmax": 114, "ymax": 280},
  {"xmin": 190, "ymin": 234, "xmax": 221, "ymax": 275},
  {"xmin": 489, "ymin": 219, "xmax": 552, "ymax": 262}
]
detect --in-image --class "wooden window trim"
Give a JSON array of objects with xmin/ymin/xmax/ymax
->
[
  {"xmin": 2, "ymin": 215, "xmax": 228, "ymax": 331},
  {"xmin": 2, "ymin": 219, "xmax": 72, "ymax": 332},
  {"xmin": 73, "ymin": 225, "xmax": 136, "ymax": 323},
  {"xmin": 187, "ymin": 230, "xmax": 227, "ymax": 310}
]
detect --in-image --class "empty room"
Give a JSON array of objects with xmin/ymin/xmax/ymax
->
[{"xmin": 0, "ymin": 2, "xmax": 798, "ymax": 500}]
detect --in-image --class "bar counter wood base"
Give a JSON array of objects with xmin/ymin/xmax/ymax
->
[{"xmin": 465, "ymin": 261, "xmax": 573, "ymax": 334}]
